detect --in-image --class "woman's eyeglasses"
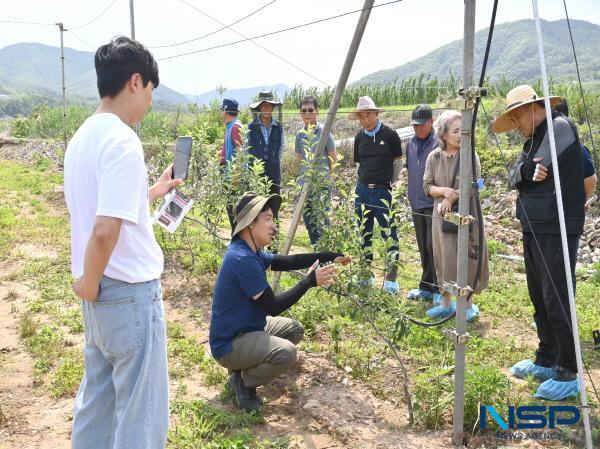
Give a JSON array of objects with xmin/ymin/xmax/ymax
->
[{"xmin": 301, "ymin": 108, "xmax": 315, "ymax": 113}]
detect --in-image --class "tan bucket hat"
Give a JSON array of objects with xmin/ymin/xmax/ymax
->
[
  {"xmin": 249, "ymin": 91, "xmax": 283, "ymax": 110},
  {"xmin": 348, "ymin": 96, "xmax": 383, "ymax": 120},
  {"xmin": 491, "ymin": 84, "xmax": 561, "ymax": 133},
  {"xmin": 231, "ymin": 192, "xmax": 282, "ymax": 238}
]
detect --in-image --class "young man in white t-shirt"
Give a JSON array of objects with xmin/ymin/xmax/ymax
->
[{"xmin": 64, "ymin": 36, "xmax": 182, "ymax": 449}]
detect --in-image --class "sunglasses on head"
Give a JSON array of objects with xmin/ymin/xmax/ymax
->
[{"xmin": 301, "ymin": 108, "xmax": 315, "ymax": 113}]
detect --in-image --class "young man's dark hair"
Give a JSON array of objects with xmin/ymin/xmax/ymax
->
[
  {"xmin": 299, "ymin": 95, "xmax": 318, "ymax": 110},
  {"xmin": 95, "ymin": 36, "xmax": 159, "ymax": 98}
]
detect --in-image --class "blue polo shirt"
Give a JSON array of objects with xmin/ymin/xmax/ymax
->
[
  {"xmin": 582, "ymin": 145, "xmax": 595, "ymax": 178},
  {"xmin": 209, "ymin": 238, "xmax": 274, "ymax": 359}
]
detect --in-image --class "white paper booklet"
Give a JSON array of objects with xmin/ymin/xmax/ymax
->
[{"xmin": 152, "ymin": 190, "xmax": 194, "ymax": 233}]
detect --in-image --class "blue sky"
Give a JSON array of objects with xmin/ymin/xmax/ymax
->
[{"xmin": 2, "ymin": 0, "xmax": 599, "ymax": 94}]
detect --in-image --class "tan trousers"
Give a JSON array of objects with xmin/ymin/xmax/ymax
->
[{"xmin": 217, "ymin": 316, "xmax": 304, "ymax": 388}]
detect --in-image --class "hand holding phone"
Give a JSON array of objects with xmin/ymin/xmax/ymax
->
[{"xmin": 172, "ymin": 136, "xmax": 193, "ymax": 180}]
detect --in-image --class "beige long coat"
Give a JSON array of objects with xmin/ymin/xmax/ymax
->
[{"xmin": 423, "ymin": 147, "xmax": 489, "ymax": 294}]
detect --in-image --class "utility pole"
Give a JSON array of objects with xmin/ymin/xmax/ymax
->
[
  {"xmin": 56, "ymin": 22, "xmax": 68, "ymax": 151},
  {"xmin": 446, "ymin": 0, "xmax": 476, "ymax": 446},
  {"xmin": 129, "ymin": 0, "xmax": 136, "ymax": 40},
  {"xmin": 130, "ymin": 0, "xmax": 141, "ymax": 137}
]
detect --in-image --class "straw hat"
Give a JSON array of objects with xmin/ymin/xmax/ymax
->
[
  {"xmin": 348, "ymin": 96, "xmax": 383, "ymax": 120},
  {"xmin": 491, "ymin": 84, "xmax": 561, "ymax": 133},
  {"xmin": 231, "ymin": 192, "xmax": 282, "ymax": 238}
]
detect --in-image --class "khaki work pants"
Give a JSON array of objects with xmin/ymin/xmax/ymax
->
[{"xmin": 217, "ymin": 317, "xmax": 304, "ymax": 388}]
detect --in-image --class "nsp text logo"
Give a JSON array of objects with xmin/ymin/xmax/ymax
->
[{"xmin": 480, "ymin": 405, "xmax": 580, "ymax": 430}]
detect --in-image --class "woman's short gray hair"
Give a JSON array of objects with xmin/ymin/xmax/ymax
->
[{"xmin": 434, "ymin": 110, "xmax": 461, "ymax": 150}]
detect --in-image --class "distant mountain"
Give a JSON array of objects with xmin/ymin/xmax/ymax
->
[
  {"xmin": 185, "ymin": 83, "xmax": 291, "ymax": 107},
  {"xmin": 353, "ymin": 19, "xmax": 600, "ymax": 85},
  {"xmin": 0, "ymin": 42, "xmax": 190, "ymax": 109},
  {"xmin": 0, "ymin": 42, "xmax": 290, "ymax": 115}
]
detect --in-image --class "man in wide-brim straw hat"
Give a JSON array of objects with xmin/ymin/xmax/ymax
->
[
  {"xmin": 247, "ymin": 92, "xmax": 286, "ymax": 200},
  {"xmin": 209, "ymin": 192, "xmax": 350, "ymax": 412},
  {"xmin": 492, "ymin": 84, "xmax": 585, "ymax": 401},
  {"xmin": 349, "ymin": 96, "xmax": 403, "ymax": 294}
]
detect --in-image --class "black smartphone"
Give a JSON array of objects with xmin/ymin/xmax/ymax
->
[{"xmin": 172, "ymin": 136, "xmax": 193, "ymax": 180}]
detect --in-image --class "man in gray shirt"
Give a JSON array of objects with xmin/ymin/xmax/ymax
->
[
  {"xmin": 295, "ymin": 95, "xmax": 336, "ymax": 246},
  {"xmin": 405, "ymin": 105, "xmax": 439, "ymax": 302}
]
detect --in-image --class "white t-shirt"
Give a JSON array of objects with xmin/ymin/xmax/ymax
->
[{"xmin": 64, "ymin": 113, "xmax": 163, "ymax": 283}]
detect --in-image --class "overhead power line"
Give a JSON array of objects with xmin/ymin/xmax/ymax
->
[
  {"xmin": 0, "ymin": 19, "xmax": 54, "ymax": 26},
  {"xmin": 172, "ymin": 0, "xmax": 331, "ymax": 86},
  {"xmin": 70, "ymin": 0, "xmax": 119, "ymax": 31},
  {"xmin": 67, "ymin": 29, "xmax": 96, "ymax": 50},
  {"xmin": 159, "ymin": 0, "xmax": 403, "ymax": 62},
  {"xmin": 149, "ymin": 0, "xmax": 277, "ymax": 49}
]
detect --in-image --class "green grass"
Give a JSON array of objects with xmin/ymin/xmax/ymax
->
[
  {"xmin": 52, "ymin": 350, "xmax": 84, "ymax": 398},
  {"xmin": 168, "ymin": 399, "xmax": 288, "ymax": 449}
]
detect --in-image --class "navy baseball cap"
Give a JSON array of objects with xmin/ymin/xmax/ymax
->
[
  {"xmin": 220, "ymin": 98, "xmax": 239, "ymax": 112},
  {"xmin": 411, "ymin": 104, "xmax": 433, "ymax": 125}
]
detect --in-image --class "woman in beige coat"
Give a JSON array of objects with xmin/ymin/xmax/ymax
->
[{"xmin": 422, "ymin": 110, "xmax": 489, "ymax": 321}]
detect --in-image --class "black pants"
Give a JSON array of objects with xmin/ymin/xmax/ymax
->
[
  {"xmin": 412, "ymin": 208, "xmax": 438, "ymax": 293},
  {"xmin": 523, "ymin": 232, "xmax": 579, "ymax": 372},
  {"xmin": 269, "ymin": 182, "xmax": 281, "ymax": 219}
]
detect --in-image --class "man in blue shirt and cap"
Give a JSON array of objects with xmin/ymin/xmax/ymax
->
[
  {"xmin": 220, "ymin": 98, "xmax": 243, "ymax": 228},
  {"xmin": 210, "ymin": 192, "xmax": 350, "ymax": 412}
]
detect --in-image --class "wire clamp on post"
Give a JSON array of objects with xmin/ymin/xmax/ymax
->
[
  {"xmin": 442, "ymin": 281, "xmax": 472, "ymax": 298},
  {"xmin": 459, "ymin": 86, "xmax": 488, "ymax": 99},
  {"xmin": 446, "ymin": 86, "xmax": 488, "ymax": 111},
  {"xmin": 443, "ymin": 328, "xmax": 471, "ymax": 344}
]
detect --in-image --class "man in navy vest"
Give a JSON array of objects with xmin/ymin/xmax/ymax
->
[
  {"xmin": 405, "ymin": 105, "xmax": 440, "ymax": 302},
  {"xmin": 493, "ymin": 85, "xmax": 584, "ymax": 401},
  {"xmin": 247, "ymin": 92, "xmax": 285, "ymax": 203}
]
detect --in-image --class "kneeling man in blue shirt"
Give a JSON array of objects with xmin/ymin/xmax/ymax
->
[{"xmin": 210, "ymin": 192, "xmax": 350, "ymax": 411}]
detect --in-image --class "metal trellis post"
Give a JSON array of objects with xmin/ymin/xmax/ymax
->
[
  {"xmin": 450, "ymin": 0, "xmax": 476, "ymax": 446},
  {"xmin": 56, "ymin": 22, "xmax": 68, "ymax": 151}
]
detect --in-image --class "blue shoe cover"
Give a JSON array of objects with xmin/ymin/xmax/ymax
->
[
  {"xmin": 509, "ymin": 359, "xmax": 554, "ymax": 381},
  {"xmin": 407, "ymin": 289, "xmax": 433, "ymax": 300},
  {"xmin": 426, "ymin": 302, "xmax": 456, "ymax": 319},
  {"xmin": 432, "ymin": 293, "xmax": 443, "ymax": 305},
  {"xmin": 384, "ymin": 280, "xmax": 399, "ymax": 295},
  {"xmin": 466, "ymin": 304, "xmax": 480, "ymax": 322},
  {"xmin": 535, "ymin": 378, "xmax": 580, "ymax": 401}
]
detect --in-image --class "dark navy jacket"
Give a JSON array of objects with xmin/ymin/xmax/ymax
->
[{"xmin": 247, "ymin": 119, "xmax": 284, "ymax": 184}]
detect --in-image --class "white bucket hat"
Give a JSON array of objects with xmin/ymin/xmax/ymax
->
[
  {"xmin": 348, "ymin": 96, "xmax": 383, "ymax": 120},
  {"xmin": 491, "ymin": 84, "xmax": 561, "ymax": 133}
]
